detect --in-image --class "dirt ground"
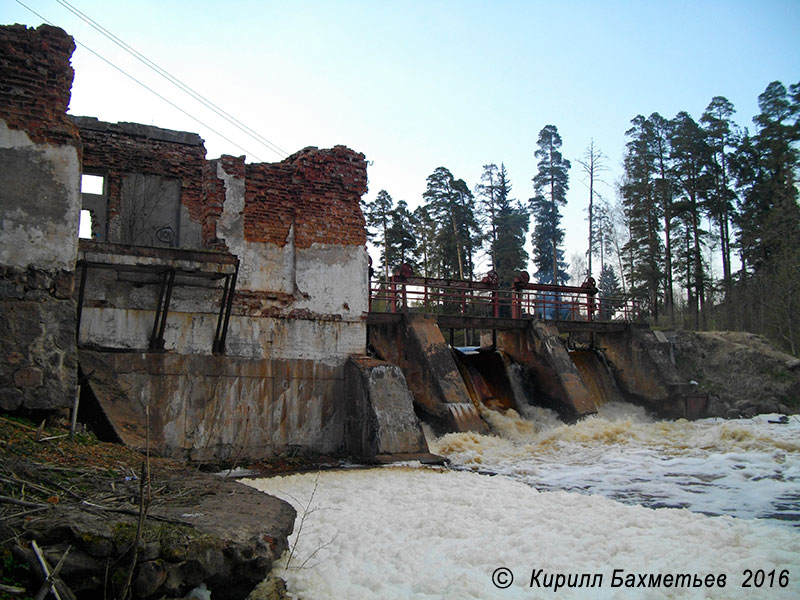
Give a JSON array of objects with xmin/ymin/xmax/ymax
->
[{"xmin": 0, "ymin": 416, "xmax": 297, "ymax": 599}]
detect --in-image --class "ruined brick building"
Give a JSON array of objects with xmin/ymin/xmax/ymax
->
[{"xmin": 1, "ymin": 24, "xmax": 427, "ymax": 461}]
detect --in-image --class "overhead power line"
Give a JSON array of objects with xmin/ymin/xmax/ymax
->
[
  {"xmin": 54, "ymin": 0, "xmax": 289, "ymax": 159},
  {"xmin": 14, "ymin": 0, "xmax": 287, "ymax": 161}
]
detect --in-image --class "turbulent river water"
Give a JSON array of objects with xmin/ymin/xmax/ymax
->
[{"xmin": 247, "ymin": 403, "xmax": 800, "ymax": 599}]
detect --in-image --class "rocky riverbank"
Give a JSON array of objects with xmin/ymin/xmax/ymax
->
[
  {"xmin": 0, "ymin": 417, "xmax": 295, "ymax": 599},
  {"xmin": 668, "ymin": 329, "xmax": 800, "ymax": 417}
]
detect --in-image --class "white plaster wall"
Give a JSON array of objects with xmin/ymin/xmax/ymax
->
[
  {"xmin": 216, "ymin": 161, "xmax": 294, "ymax": 293},
  {"xmin": 0, "ymin": 119, "xmax": 81, "ymax": 271},
  {"xmin": 295, "ymin": 244, "xmax": 370, "ymax": 319},
  {"xmin": 79, "ymin": 307, "xmax": 365, "ymax": 363},
  {"xmin": 215, "ymin": 160, "xmax": 369, "ymax": 320}
]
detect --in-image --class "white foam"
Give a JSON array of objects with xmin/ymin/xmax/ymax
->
[
  {"xmin": 247, "ymin": 468, "xmax": 800, "ymax": 599},
  {"xmin": 430, "ymin": 407, "xmax": 800, "ymax": 524},
  {"xmin": 244, "ymin": 405, "xmax": 800, "ymax": 598}
]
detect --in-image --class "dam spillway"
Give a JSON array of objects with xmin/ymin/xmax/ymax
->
[{"xmin": 369, "ymin": 311, "xmax": 707, "ymax": 435}]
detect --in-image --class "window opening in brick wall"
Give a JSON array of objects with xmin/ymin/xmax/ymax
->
[
  {"xmin": 79, "ymin": 209, "xmax": 93, "ymax": 239},
  {"xmin": 81, "ymin": 173, "xmax": 104, "ymax": 194},
  {"xmin": 80, "ymin": 172, "xmax": 107, "ymax": 242}
]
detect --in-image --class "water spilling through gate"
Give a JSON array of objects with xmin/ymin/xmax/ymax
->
[{"xmin": 431, "ymin": 402, "xmax": 800, "ymax": 525}]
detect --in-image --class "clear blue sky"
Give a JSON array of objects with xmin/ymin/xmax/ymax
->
[{"xmin": 6, "ymin": 0, "xmax": 800, "ymax": 274}]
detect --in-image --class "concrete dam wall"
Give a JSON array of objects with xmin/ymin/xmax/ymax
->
[{"xmin": 371, "ymin": 314, "xmax": 707, "ymax": 432}]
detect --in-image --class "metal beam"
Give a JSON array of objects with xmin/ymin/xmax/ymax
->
[
  {"xmin": 549, "ymin": 320, "xmax": 646, "ymax": 333},
  {"xmin": 367, "ymin": 312, "xmax": 646, "ymax": 333},
  {"xmin": 436, "ymin": 315, "xmax": 527, "ymax": 330},
  {"xmin": 366, "ymin": 312, "xmax": 525, "ymax": 330}
]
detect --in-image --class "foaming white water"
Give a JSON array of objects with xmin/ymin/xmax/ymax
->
[
  {"xmin": 247, "ymin": 468, "xmax": 800, "ymax": 599},
  {"xmin": 430, "ymin": 403, "xmax": 800, "ymax": 525}
]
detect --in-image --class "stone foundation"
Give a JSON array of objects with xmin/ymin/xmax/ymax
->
[{"xmin": 0, "ymin": 25, "xmax": 81, "ymax": 411}]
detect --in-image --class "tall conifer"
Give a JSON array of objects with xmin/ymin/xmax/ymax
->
[{"xmin": 530, "ymin": 125, "xmax": 570, "ymax": 284}]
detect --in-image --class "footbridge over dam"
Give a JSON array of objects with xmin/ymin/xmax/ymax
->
[{"xmin": 367, "ymin": 268, "xmax": 708, "ymax": 436}]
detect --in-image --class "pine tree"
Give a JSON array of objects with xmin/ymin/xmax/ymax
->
[
  {"xmin": 476, "ymin": 164, "xmax": 501, "ymax": 270},
  {"xmin": 422, "ymin": 166, "xmax": 480, "ymax": 280},
  {"xmin": 736, "ymin": 81, "xmax": 800, "ymax": 273},
  {"xmin": 670, "ymin": 111, "xmax": 713, "ymax": 329},
  {"xmin": 700, "ymin": 96, "xmax": 738, "ymax": 298},
  {"xmin": 648, "ymin": 113, "xmax": 677, "ymax": 323},
  {"xmin": 451, "ymin": 176, "xmax": 480, "ymax": 279},
  {"xmin": 620, "ymin": 115, "xmax": 663, "ymax": 318},
  {"xmin": 530, "ymin": 125, "xmax": 570, "ymax": 284},
  {"xmin": 731, "ymin": 80, "xmax": 800, "ymax": 353},
  {"xmin": 411, "ymin": 205, "xmax": 436, "ymax": 278},
  {"xmin": 362, "ymin": 190, "xmax": 394, "ymax": 281},
  {"xmin": 386, "ymin": 199, "xmax": 417, "ymax": 271}
]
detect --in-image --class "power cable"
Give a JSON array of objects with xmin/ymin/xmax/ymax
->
[
  {"xmin": 54, "ymin": 0, "xmax": 289, "ymax": 158},
  {"xmin": 14, "ymin": 0, "xmax": 278, "ymax": 161}
]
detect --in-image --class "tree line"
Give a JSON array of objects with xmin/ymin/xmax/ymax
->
[
  {"xmin": 619, "ymin": 80, "xmax": 800, "ymax": 354},
  {"xmin": 363, "ymin": 79, "xmax": 800, "ymax": 355}
]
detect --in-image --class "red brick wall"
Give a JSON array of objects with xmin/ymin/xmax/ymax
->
[
  {"xmin": 0, "ymin": 24, "xmax": 80, "ymax": 148},
  {"xmin": 204, "ymin": 155, "xmax": 247, "ymax": 251},
  {"xmin": 77, "ymin": 129, "xmax": 368, "ymax": 252},
  {"xmin": 77, "ymin": 121, "xmax": 208, "ymax": 242},
  {"xmin": 244, "ymin": 146, "xmax": 367, "ymax": 248}
]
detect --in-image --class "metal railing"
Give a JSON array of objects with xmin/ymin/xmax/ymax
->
[{"xmin": 369, "ymin": 267, "xmax": 642, "ymax": 323}]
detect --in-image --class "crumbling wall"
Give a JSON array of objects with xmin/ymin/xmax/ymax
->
[
  {"xmin": 74, "ymin": 117, "xmax": 207, "ymax": 248},
  {"xmin": 0, "ymin": 24, "xmax": 80, "ymax": 410},
  {"xmin": 79, "ymin": 146, "xmax": 369, "ymax": 363},
  {"xmin": 215, "ymin": 147, "xmax": 368, "ymax": 304},
  {"xmin": 76, "ymin": 134, "xmax": 369, "ymax": 457},
  {"xmin": 0, "ymin": 22, "xmax": 371, "ymax": 457}
]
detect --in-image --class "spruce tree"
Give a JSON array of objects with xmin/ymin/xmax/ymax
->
[
  {"xmin": 493, "ymin": 164, "xmax": 529, "ymax": 288},
  {"xmin": 597, "ymin": 263, "xmax": 622, "ymax": 319}
]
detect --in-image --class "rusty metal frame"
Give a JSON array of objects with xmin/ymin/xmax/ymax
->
[
  {"xmin": 149, "ymin": 269, "xmax": 175, "ymax": 351},
  {"xmin": 213, "ymin": 259, "xmax": 239, "ymax": 354},
  {"xmin": 76, "ymin": 248, "xmax": 238, "ymax": 353}
]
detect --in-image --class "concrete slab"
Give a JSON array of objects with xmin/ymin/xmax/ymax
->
[
  {"xmin": 369, "ymin": 314, "xmax": 488, "ymax": 434},
  {"xmin": 344, "ymin": 356, "xmax": 430, "ymax": 459},
  {"xmin": 78, "ymin": 350, "xmax": 148, "ymax": 451}
]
